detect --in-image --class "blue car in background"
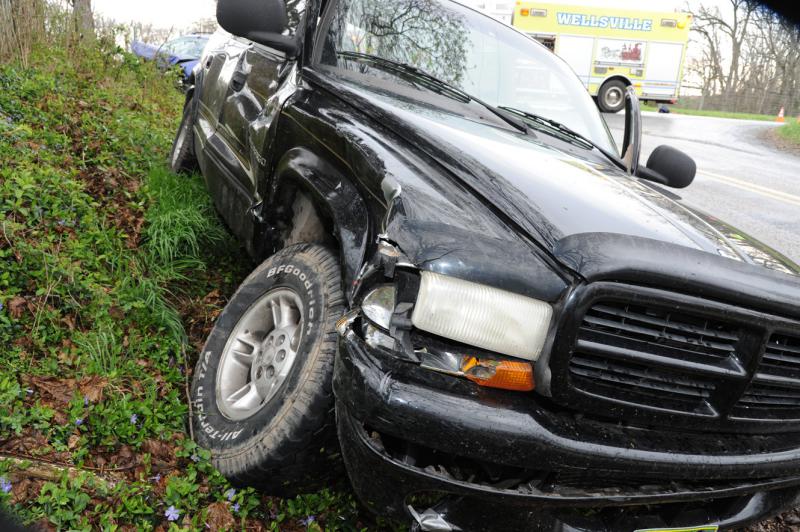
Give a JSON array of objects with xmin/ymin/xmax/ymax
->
[{"xmin": 131, "ymin": 34, "xmax": 210, "ymax": 80}]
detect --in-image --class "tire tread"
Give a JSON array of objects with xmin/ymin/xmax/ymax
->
[{"xmin": 195, "ymin": 244, "xmax": 346, "ymax": 495}]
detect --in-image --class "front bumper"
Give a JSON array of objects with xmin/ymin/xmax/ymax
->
[{"xmin": 334, "ymin": 328, "xmax": 800, "ymax": 530}]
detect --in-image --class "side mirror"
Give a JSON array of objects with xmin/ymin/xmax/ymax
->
[
  {"xmin": 637, "ymin": 145, "xmax": 696, "ymax": 189},
  {"xmin": 217, "ymin": 0, "xmax": 298, "ymax": 55},
  {"xmin": 620, "ymin": 86, "xmax": 641, "ymax": 175}
]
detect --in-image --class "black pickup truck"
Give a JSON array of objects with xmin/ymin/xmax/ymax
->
[{"xmin": 173, "ymin": 0, "xmax": 800, "ymax": 529}]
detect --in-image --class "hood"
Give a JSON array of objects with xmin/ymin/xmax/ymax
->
[
  {"xmin": 131, "ymin": 41, "xmax": 160, "ymax": 60},
  {"xmin": 131, "ymin": 41, "xmax": 197, "ymax": 69},
  {"xmin": 342, "ymin": 82, "xmax": 800, "ymax": 279}
]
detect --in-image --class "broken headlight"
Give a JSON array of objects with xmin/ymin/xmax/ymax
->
[
  {"xmin": 411, "ymin": 271, "xmax": 552, "ymax": 361},
  {"xmin": 361, "ymin": 284, "xmax": 397, "ymax": 351},
  {"xmin": 358, "ymin": 271, "xmax": 552, "ymax": 392}
]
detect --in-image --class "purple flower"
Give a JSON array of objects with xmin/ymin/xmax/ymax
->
[
  {"xmin": 74, "ymin": 418, "xmax": 83, "ymax": 426},
  {"xmin": 232, "ymin": 503, "xmax": 240, "ymax": 513},
  {"xmin": 0, "ymin": 477, "xmax": 11, "ymax": 494},
  {"xmin": 83, "ymin": 396, "xmax": 89, "ymax": 406},
  {"xmin": 57, "ymin": 219, "xmax": 67, "ymax": 226},
  {"xmin": 130, "ymin": 414, "xmax": 138, "ymax": 424},
  {"xmin": 165, "ymin": 505, "xmax": 180, "ymax": 522},
  {"xmin": 300, "ymin": 515, "xmax": 316, "ymax": 527},
  {"xmin": 0, "ymin": 302, "xmax": 3, "ymax": 311},
  {"xmin": 224, "ymin": 488, "xmax": 236, "ymax": 501},
  {"xmin": 190, "ymin": 453, "xmax": 200, "ymax": 462},
  {"xmin": 150, "ymin": 473, "xmax": 161, "ymax": 483}
]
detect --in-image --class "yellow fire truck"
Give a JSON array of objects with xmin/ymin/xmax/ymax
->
[{"xmin": 512, "ymin": 2, "xmax": 692, "ymax": 112}]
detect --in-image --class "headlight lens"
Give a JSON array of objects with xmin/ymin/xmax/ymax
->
[
  {"xmin": 361, "ymin": 285, "xmax": 395, "ymax": 330},
  {"xmin": 411, "ymin": 271, "xmax": 553, "ymax": 361}
]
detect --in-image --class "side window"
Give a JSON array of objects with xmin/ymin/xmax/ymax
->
[
  {"xmin": 284, "ymin": 0, "xmax": 308, "ymax": 36},
  {"xmin": 317, "ymin": 0, "xmax": 470, "ymax": 85}
]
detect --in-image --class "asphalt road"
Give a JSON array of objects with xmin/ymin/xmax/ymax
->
[{"xmin": 603, "ymin": 111, "xmax": 800, "ymax": 265}]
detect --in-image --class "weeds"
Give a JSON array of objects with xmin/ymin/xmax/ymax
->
[
  {"xmin": 0, "ymin": 31, "xmax": 383, "ymax": 532},
  {"xmin": 777, "ymin": 120, "xmax": 800, "ymax": 147},
  {"xmin": 640, "ymin": 103, "xmax": 776, "ymax": 121}
]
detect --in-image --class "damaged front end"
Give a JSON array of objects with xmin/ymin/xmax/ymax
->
[{"xmin": 333, "ymin": 237, "xmax": 800, "ymax": 532}]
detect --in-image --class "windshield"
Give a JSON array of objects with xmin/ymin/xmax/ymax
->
[
  {"xmin": 164, "ymin": 36, "xmax": 209, "ymax": 59},
  {"xmin": 317, "ymin": 0, "xmax": 616, "ymax": 152}
]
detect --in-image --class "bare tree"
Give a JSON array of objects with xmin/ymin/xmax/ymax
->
[
  {"xmin": 688, "ymin": 0, "xmax": 800, "ymax": 115},
  {"xmin": 70, "ymin": 0, "xmax": 94, "ymax": 39},
  {"xmin": 0, "ymin": 0, "xmax": 46, "ymax": 65},
  {"xmin": 190, "ymin": 17, "xmax": 219, "ymax": 34},
  {"xmin": 691, "ymin": 0, "xmax": 758, "ymax": 100}
]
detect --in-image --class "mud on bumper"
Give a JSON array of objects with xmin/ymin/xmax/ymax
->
[{"xmin": 333, "ymin": 329, "xmax": 800, "ymax": 531}]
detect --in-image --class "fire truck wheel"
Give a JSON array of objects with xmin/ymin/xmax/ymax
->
[{"xmin": 598, "ymin": 80, "xmax": 627, "ymax": 113}]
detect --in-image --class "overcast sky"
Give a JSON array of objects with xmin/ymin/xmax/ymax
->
[
  {"xmin": 93, "ymin": 0, "xmax": 716, "ymax": 29},
  {"xmin": 93, "ymin": 0, "xmax": 217, "ymax": 28}
]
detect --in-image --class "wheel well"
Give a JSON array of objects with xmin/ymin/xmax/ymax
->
[
  {"xmin": 600, "ymin": 76, "xmax": 631, "ymax": 89},
  {"xmin": 274, "ymin": 186, "xmax": 337, "ymax": 252}
]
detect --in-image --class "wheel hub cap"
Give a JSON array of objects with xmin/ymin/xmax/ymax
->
[
  {"xmin": 605, "ymin": 87, "xmax": 623, "ymax": 108},
  {"xmin": 216, "ymin": 288, "xmax": 304, "ymax": 421}
]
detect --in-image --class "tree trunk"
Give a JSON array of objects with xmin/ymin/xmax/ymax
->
[{"xmin": 72, "ymin": 0, "xmax": 94, "ymax": 39}]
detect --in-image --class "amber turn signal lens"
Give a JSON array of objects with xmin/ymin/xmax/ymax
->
[
  {"xmin": 520, "ymin": 8, "xmax": 530, "ymax": 16},
  {"xmin": 461, "ymin": 357, "xmax": 534, "ymax": 392}
]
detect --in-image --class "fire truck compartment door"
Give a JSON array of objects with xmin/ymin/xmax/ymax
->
[
  {"xmin": 645, "ymin": 42, "xmax": 683, "ymax": 94},
  {"xmin": 555, "ymin": 35, "xmax": 593, "ymax": 85}
]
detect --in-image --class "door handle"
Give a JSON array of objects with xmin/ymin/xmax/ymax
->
[{"xmin": 231, "ymin": 71, "xmax": 246, "ymax": 92}]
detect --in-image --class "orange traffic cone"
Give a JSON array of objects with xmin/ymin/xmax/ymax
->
[{"xmin": 777, "ymin": 106, "xmax": 785, "ymax": 122}]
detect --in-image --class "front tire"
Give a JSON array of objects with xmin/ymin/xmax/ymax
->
[
  {"xmin": 597, "ymin": 80, "xmax": 627, "ymax": 113},
  {"xmin": 191, "ymin": 244, "xmax": 345, "ymax": 494}
]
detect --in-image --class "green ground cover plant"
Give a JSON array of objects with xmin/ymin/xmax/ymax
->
[
  {"xmin": 777, "ymin": 120, "xmax": 800, "ymax": 147},
  {"xmin": 640, "ymin": 103, "xmax": 775, "ymax": 121},
  {"xmin": 0, "ymin": 36, "xmax": 378, "ymax": 532}
]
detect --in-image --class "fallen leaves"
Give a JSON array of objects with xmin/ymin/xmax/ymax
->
[
  {"xmin": 10, "ymin": 478, "xmax": 44, "ymax": 506},
  {"xmin": 77, "ymin": 167, "xmax": 145, "ymax": 249},
  {"xmin": 142, "ymin": 438, "xmax": 179, "ymax": 469},
  {"xmin": 26, "ymin": 375, "xmax": 109, "ymax": 405},
  {"xmin": 78, "ymin": 376, "xmax": 109, "ymax": 404},
  {"xmin": 27, "ymin": 376, "xmax": 76, "ymax": 405},
  {"xmin": 7, "ymin": 296, "xmax": 28, "ymax": 319},
  {"xmin": 205, "ymin": 502, "xmax": 236, "ymax": 531}
]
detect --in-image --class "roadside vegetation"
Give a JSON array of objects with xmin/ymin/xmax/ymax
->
[
  {"xmin": 777, "ymin": 121, "xmax": 800, "ymax": 147},
  {"xmin": 641, "ymin": 104, "xmax": 775, "ymax": 121},
  {"xmin": 0, "ymin": 17, "xmax": 381, "ymax": 532}
]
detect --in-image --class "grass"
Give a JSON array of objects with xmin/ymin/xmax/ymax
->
[
  {"xmin": 0, "ymin": 37, "xmax": 383, "ymax": 531},
  {"xmin": 641, "ymin": 103, "xmax": 776, "ymax": 121},
  {"xmin": 777, "ymin": 120, "xmax": 800, "ymax": 147}
]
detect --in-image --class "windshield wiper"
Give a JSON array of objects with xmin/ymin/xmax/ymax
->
[
  {"xmin": 498, "ymin": 106, "xmax": 624, "ymax": 169},
  {"xmin": 336, "ymin": 51, "xmax": 528, "ymax": 134}
]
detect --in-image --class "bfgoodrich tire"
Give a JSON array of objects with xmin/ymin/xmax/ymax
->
[
  {"xmin": 170, "ymin": 99, "xmax": 198, "ymax": 174},
  {"xmin": 191, "ymin": 244, "xmax": 345, "ymax": 494}
]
